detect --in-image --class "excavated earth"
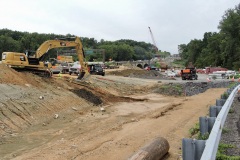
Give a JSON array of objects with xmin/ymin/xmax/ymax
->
[{"xmin": 0, "ymin": 64, "xmax": 232, "ymax": 160}]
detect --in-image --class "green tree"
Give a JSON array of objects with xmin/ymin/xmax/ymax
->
[
  {"xmin": 98, "ymin": 44, "xmax": 118, "ymax": 61},
  {"xmin": 133, "ymin": 46, "xmax": 148, "ymax": 60},
  {"xmin": 0, "ymin": 35, "xmax": 20, "ymax": 59},
  {"xmin": 115, "ymin": 43, "xmax": 134, "ymax": 61},
  {"xmin": 178, "ymin": 3, "xmax": 240, "ymax": 70},
  {"xmin": 178, "ymin": 44, "xmax": 188, "ymax": 60},
  {"xmin": 0, "ymin": 28, "xmax": 171, "ymax": 62},
  {"xmin": 186, "ymin": 39, "xmax": 203, "ymax": 65},
  {"xmin": 218, "ymin": 4, "xmax": 240, "ymax": 70}
]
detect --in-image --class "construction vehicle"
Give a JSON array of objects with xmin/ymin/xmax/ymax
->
[
  {"xmin": 1, "ymin": 37, "xmax": 88, "ymax": 79},
  {"xmin": 181, "ymin": 62, "xmax": 198, "ymax": 80},
  {"xmin": 88, "ymin": 64, "xmax": 105, "ymax": 76},
  {"xmin": 148, "ymin": 26, "xmax": 158, "ymax": 53}
]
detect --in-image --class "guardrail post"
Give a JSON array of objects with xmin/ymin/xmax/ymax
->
[
  {"xmin": 216, "ymin": 99, "xmax": 226, "ymax": 106},
  {"xmin": 209, "ymin": 106, "xmax": 222, "ymax": 117},
  {"xmin": 199, "ymin": 117, "xmax": 216, "ymax": 136},
  {"xmin": 182, "ymin": 138, "xmax": 206, "ymax": 160},
  {"xmin": 221, "ymin": 92, "xmax": 228, "ymax": 99},
  {"xmin": 200, "ymin": 84, "xmax": 240, "ymax": 160},
  {"xmin": 227, "ymin": 89, "xmax": 231, "ymax": 95}
]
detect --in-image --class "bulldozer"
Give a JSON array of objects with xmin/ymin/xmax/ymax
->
[{"xmin": 1, "ymin": 37, "xmax": 88, "ymax": 79}]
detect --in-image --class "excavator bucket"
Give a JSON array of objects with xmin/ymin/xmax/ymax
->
[{"xmin": 77, "ymin": 72, "xmax": 85, "ymax": 80}]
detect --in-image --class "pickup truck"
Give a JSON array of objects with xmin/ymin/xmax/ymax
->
[{"xmin": 88, "ymin": 64, "xmax": 105, "ymax": 76}]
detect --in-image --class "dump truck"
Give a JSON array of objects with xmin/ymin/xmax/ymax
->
[{"xmin": 181, "ymin": 62, "xmax": 198, "ymax": 80}]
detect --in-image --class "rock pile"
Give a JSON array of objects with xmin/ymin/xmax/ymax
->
[{"xmin": 154, "ymin": 81, "xmax": 234, "ymax": 96}]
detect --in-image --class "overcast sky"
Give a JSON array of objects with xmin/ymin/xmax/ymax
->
[{"xmin": 0, "ymin": 0, "xmax": 239, "ymax": 54}]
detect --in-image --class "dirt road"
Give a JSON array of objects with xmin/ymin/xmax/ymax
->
[{"xmin": 0, "ymin": 65, "xmax": 227, "ymax": 160}]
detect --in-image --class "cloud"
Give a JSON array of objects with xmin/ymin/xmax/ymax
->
[{"xmin": 0, "ymin": 0, "xmax": 239, "ymax": 54}]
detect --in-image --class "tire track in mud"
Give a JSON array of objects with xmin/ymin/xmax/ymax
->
[
  {"xmin": 8, "ymin": 101, "xmax": 32, "ymax": 124},
  {"xmin": 0, "ymin": 120, "xmax": 12, "ymax": 134},
  {"xmin": 15, "ymin": 101, "xmax": 32, "ymax": 116},
  {"xmin": 0, "ymin": 102, "xmax": 21, "ymax": 130},
  {"xmin": 19, "ymin": 104, "xmax": 31, "ymax": 116},
  {"xmin": 0, "ymin": 84, "xmax": 33, "ymax": 130},
  {"xmin": 149, "ymin": 103, "xmax": 182, "ymax": 119}
]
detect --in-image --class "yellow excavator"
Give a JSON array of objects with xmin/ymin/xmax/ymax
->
[{"xmin": 1, "ymin": 37, "xmax": 88, "ymax": 79}]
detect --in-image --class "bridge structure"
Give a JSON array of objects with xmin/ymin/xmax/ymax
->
[{"xmin": 116, "ymin": 60, "xmax": 150, "ymax": 69}]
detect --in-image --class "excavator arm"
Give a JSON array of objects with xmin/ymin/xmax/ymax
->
[{"xmin": 35, "ymin": 37, "xmax": 89, "ymax": 79}]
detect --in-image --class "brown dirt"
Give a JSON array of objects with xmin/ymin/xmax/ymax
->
[
  {"xmin": 0, "ymin": 64, "xmax": 227, "ymax": 160},
  {"xmin": 106, "ymin": 68, "xmax": 168, "ymax": 80}
]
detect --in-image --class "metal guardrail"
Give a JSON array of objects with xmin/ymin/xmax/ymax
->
[
  {"xmin": 200, "ymin": 84, "xmax": 240, "ymax": 160},
  {"xmin": 182, "ymin": 83, "xmax": 239, "ymax": 160}
]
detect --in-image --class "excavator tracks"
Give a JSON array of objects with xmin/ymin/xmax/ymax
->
[{"xmin": 12, "ymin": 67, "xmax": 52, "ymax": 78}]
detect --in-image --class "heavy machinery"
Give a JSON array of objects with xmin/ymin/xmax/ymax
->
[
  {"xmin": 181, "ymin": 62, "xmax": 198, "ymax": 80},
  {"xmin": 1, "ymin": 37, "xmax": 88, "ymax": 79},
  {"xmin": 148, "ymin": 26, "xmax": 158, "ymax": 53},
  {"xmin": 88, "ymin": 64, "xmax": 105, "ymax": 76}
]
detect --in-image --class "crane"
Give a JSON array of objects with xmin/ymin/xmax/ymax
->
[{"xmin": 148, "ymin": 26, "xmax": 158, "ymax": 53}]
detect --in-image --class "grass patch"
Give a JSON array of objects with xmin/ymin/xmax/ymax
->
[
  {"xmin": 222, "ymin": 92, "xmax": 229, "ymax": 99},
  {"xmin": 229, "ymin": 108, "xmax": 234, "ymax": 114},
  {"xmin": 189, "ymin": 123, "xmax": 209, "ymax": 140},
  {"xmin": 216, "ymin": 143, "xmax": 240, "ymax": 160},
  {"xmin": 222, "ymin": 128, "xmax": 230, "ymax": 134},
  {"xmin": 189, "ymin": 123, "xmax": 199, "ymax": 136},
  {"xmin": 197, "ymin": 132, "xmax": 209, "ymax": 140},
  {"xmin": 228, "ymin": 82, "xmax": 238, "ymax": 88}
]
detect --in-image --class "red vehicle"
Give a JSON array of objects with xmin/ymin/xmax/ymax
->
[
  {"xmin": 205, "ymin": 67, "xmax": 228, "ymax": 74},
  {"xmin": 196, "ymin": 69, "xmax": 206, "ymax": 74},
  {"xmin": 144, "ymin": 66, "xmax": 150, "ymax": 71}
]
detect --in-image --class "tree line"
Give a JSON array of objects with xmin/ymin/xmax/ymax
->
[
  {"xmin": 0, "ymin": 29, "xmax": 170, "ymax": 62},
  {"xmin": 179, "ymin": 3, "xmax": 240, "ymax": 70}
]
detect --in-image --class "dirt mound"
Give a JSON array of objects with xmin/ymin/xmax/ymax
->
[
  {"xmin": 107, "ymin": 69, "xmax": 167, "ymax": 79},
  {"xmin": 0, "ymin": 64, "xmax": 43, "ymax": 87},
  {"xmin": 67, "ymin": 78, "xmax": 148, "ymax": 105}
]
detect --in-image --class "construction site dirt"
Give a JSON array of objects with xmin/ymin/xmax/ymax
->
[{"xmin": 0, "ymin": 64, "xmax": 227, "ymax": 160}]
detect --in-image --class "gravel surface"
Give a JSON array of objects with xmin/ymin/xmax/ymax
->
[
  {"xmin": 153, "ymin": 81, "xmax": 233, "ymax": 96},
  {"xmin": 220, "ymin": 96, "xmax": 240, "ymax": 156}
]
